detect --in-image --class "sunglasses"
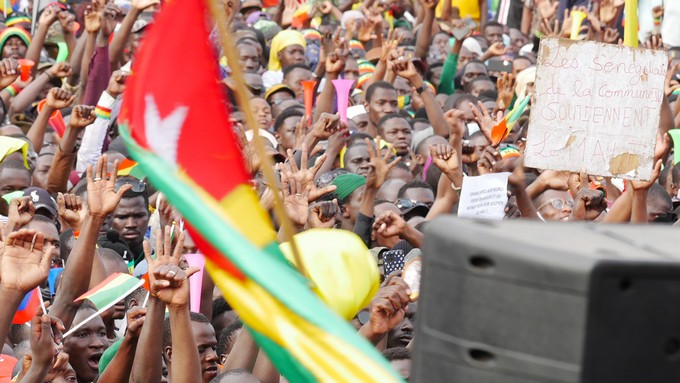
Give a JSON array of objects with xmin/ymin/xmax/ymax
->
[
  {"xmin": 115, "ymin": 179, "xmax": 147, "ymax": 193},
  {"xmin": 395, "ymin": 198, "xmax": 432, "ymax": 210},
  {"xmin": 537, "ymin": 198, "xmax": 574, "ymax": 211}
]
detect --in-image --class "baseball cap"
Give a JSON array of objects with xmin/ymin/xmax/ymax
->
[
  {"xmin": 264, "ymin": 84, "xmax": 296, "ymax": 104},
  {"xmin": 23, "ymin": 187, "xmax": 58, "ymax": 219},
  {"xmin": 395, "ymin": 198, "xmax": 429, "ymax": 220}
]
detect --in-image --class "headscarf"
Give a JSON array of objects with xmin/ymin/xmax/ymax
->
[
  {"xmin": 515, "ymin": 66, "xmax": 536, "ymax": 98},
  {"xmin": 341, "ymin": 10, "xmax": 365, "ymax": 29},
  {"xmin": 267, "ymin": 30, "xmax": 306, "ymax": 72}
]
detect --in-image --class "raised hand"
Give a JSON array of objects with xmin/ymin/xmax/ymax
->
[
  {"xmin": 539, "ymin": 17, "xmax": 561, "ymax": 39},
  {"xmin": 0, "ymin": 58, "xmax": 20, "ymax": 89},
  {"xmin": 107, "ymin": 70, "xmax": 128, "ymax": 97},
  {"xmin": 308, "ymin": 200, "xmax": 339, "ymax": 229},
  {"xmin": 508, "ymin": 156, "xmax": 526, "ymax": 189},
  {"xmin": 319, "ymin": 1, "xmax": 332, "ymax": 14},
  {"xmin": 570, "ymin": 188, "xmax": 607, "ymax": 221},
  {"xmin": 485, "ymin": 42, "xmax": 507, "ymax": 58},
  {"xmin": 365, "ymin": 136, "xmax": 401, "ymax": 190},
  {"xmin": 285, "ymin": 148, "xmax": 337, "ymax": 202},
  {"xmin": 144, "ymin": 226, "xmax": 184, "ymax": 297},
  {"xmin": 476, "ymin": 146, "xmax": 502, "ymax": 175},
  {"xmin": 100, "ymin": 4, "xmax": 122, "ymax": 37},
  {"xmin": 470, "ymin": 101, "xmax": 503, "ymax": 145},
  {"xmin": 45, "ymin": 88, "xmax": 75, "ymax": 110},
  {"xmin": 292, "ymin": 115, "xmax": 309, "ymax": 151},
  {"xmin": 367, "ymin": 276, "xmax": 411, "ymax": 336},
  {"xmin": 124, "ymin": 307, "xmax": 146, "ymax": 339},
  {"xmin": 380, "ymin": 29, "xmax": 403, "ymax": 63},
  {"xmin": 58, "ymin": 11, "xmax": 76, "ymax": 34},
  {"xmin": 1, "ymin": 229, "xmax": 54, "ymax": 293},
  {"xmin": 132, "ymin": 0, "xmax": 160, "ymax": 11},
  {"xmin": 69, "ymin": 105, "xmax": 96, "ymax": 129},
  {"xmin": 48, "ymin": 62, "xmax": 73, "ymax": 79},
  {"xmin": 645, "ymin": 35, "xmax": 665, "ymax": 51},
  {"xmin": 326, "ymin": 49, "xmax": 347, "ymax": 75},
  {"xmin": 393, "ymin": 58, "xmax": 419, "ymax": 84},
  {"xmin": 429, "ymin": 144, "xmax": 459, "ymax": 175},
  {"xmin": 29, "ymin": 311, "xmax": 65, "ymax": 368},
  {"xmin": 38, "ymin": 6, "xmax": 59, "ymax": 29},
  {"xmin": 373, "ymin": 211, "xmax": 407, "ymax": 238},
  {"xmin": 57, "ymin": 193, "xmax": 86, "ymax": 232},
  {"xmin": 150, "ymin": 264, "xmax": 199, "ymax": 309},
  {"xmin": 7, "ymin": 196, "xmax": 35, "ymax": 232},
  {"xmin": 602, "ymin": 27, "xmax": 620, "ymax": 44},
  {"xmin": 629, "ymin": 159, "xmax": 663, "ymax": 191},
  {"xmin": 496, "ymin": 73, "xmax": 515, "ymax": 111},
  {"xmin": 279, "ymin": 163, "xmax": 311, "ymax": 226},
  {"xmin": 535, "ymin": 0, "xmax": 558, "ymax": 20},
  {"xmin": 86, "ymin": 155, "xmax": 132, "ymax": 218},
  {"xmin": 310, "ymin": 112, "xmax": 345, "ymax": 140},
  {"xmin": 84, "ymin": 5, "xmax": 101, "ymax": 33},
  {"xmin": 599, "ymin": 0, "xmax": 621, "ymax": 24}
]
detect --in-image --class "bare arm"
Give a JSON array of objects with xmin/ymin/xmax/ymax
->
[
  {"xmin": 130, "ymin": 298, "xmax": 165, "ymax": 383},
  {"xmin": 50, "ymin": 156, "xmax": 129, "ymax": 329},
  {"xmin": 414, "ymin": 0, "xmax": 436, "ymax": 60},
  {"xmin": 224, "ymin": 328, "xmax": 259, "ymax": 372},
  {"xmin": 109, "ymin": 8, "xmax": 142, "ymax": 70},
  {"xmin": 521, "ymin": 5, "xmax": 533, "ymax": 35},
  {"xmin": 25, "ymin": 7, "xmax": 58, "ymax": 73}
]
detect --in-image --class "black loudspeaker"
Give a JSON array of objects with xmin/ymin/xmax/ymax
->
[{"xmin": 413, "ymin": 218, "xmax": 680, "ymax": 383}]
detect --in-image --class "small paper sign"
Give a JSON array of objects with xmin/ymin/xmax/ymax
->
[
  {"xmin": 457, "ymin": 173, "xmax": 510, "ymax": 220},
  {"xmin": 525, "ymin": 38, "xmax": 668, "ymax": 180}
]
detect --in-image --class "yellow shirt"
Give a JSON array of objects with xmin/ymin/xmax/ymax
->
[{"xmin": 435, "ymin": 0, "xmax": 481, "ymax": 20}]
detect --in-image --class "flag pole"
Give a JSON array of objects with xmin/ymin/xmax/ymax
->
[{"xmin": 205, "ymin": 0, "xmax": 311, "ymax": 282}]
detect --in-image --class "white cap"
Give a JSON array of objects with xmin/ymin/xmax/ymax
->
[{"xmin": 347, "ymin": 105, "xmax": 366, "ymax": 120}]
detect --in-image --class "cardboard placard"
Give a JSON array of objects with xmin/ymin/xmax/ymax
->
[{"xmin": 525, "ymin": 38, "xmax": 668, "ymax": 180}]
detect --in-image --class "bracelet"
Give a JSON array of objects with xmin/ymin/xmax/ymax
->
[
  {"xmin": 451, "ymin": 181, "xmax": 462, "ymax": 193},
  {"xmin": 415, "ymin": 85, "xmax": 426, "ymax": 94},
  {"xmin": 45, "ymin": 72, "xmax": 55, "ymax": 80},
  {"xmin": 4, "ymin": 83, "xmax": 21, "ymax": 97}
]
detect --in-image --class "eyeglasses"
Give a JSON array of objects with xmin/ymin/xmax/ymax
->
[
  {"xmin": 537, "ymin": 198, "xmax": 574, "ymax": 211},
  {"xmin": 395, "ymin": 198, "xmax": 432, "ymax": 210}
]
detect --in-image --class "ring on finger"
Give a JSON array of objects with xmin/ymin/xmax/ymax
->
[{"xmin": 93, "ymin": 177, "xmax": 102, "ymax": 182}]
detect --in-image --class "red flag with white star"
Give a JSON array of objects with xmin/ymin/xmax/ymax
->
[{"xmin": 120, "ymin": 0, "xmax": 248, "ymax": 199}]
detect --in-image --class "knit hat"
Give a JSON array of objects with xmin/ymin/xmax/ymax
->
[
  {"xmin": 5, "ymin": 13, "xmax": 31, "ymax": 28},
  {"xmin": 357, "ymin": 59, "xmax": 375, "ymax": 76},
  {"xmin": 332, "ymin": 173, "xmax": 366, "ymax": 201},
  {"xmin": 302, "ymin": 29, "xmax": 322, "ymax": 43},
  {"xmin": 268, "ymin": 30, "xmax": 306, "ymax": 71},
  {"xmin": 0, "ymin": 27, "xmax": 31, "ymax": 52}
]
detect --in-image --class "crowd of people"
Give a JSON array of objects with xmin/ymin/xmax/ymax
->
[{"xmin": 0, "ymin": 0, "xmax": 679, "ymax": 381}]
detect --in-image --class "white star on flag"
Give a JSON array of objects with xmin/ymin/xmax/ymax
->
[{"xmin": 144, "ymin": 95, "xmax": 188, "ymax": 166}]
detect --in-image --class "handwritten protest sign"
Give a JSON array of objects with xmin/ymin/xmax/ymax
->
[
  {"xmin": 525, "ymin": 38, "xmax": 668, "ymax": 180},
  {"xmin": 457, "ymin": 173, "xmax": 510, "ymax": 219}
]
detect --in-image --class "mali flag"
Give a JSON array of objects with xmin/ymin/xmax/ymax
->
[
  {"xmin": 118, "ymin": 0, "xmax": 403, "ymax": 380},
  {"xmin": 491, "ymin": 94, "xmax": 531, "ymax": 146}
]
